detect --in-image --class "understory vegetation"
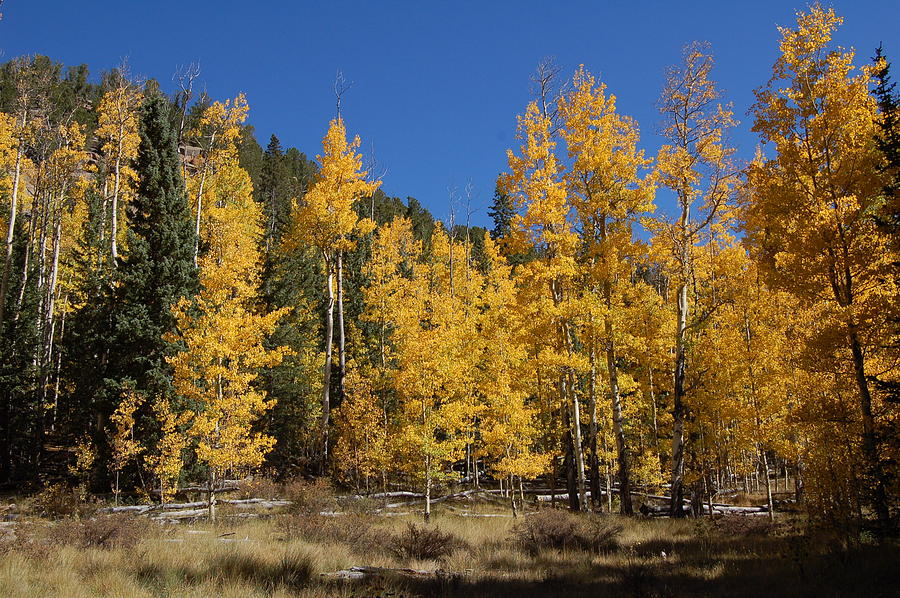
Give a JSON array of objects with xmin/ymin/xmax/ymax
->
[{"xmin": 1, "ymin": 490, "xmax": 898, "ymax": 598}]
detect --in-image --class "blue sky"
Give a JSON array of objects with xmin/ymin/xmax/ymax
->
[{"xmin": 1, "ymin": 1, "xmax": 897, "ymax": 227}]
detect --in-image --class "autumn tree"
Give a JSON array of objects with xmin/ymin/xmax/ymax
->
[
  {"xmin": 108, "ymin": 385, "xmax": 144, "ymax": 505},
  {"xmin": 168, "ymin": 115, "xmax": 288, "ymax": 519},
  {"xmin": 388, "ymin": 225, "xmax": 478, "ymax": 521},
  {"xmin": 560, "ymin": 65, "xmax": 655, "ymax": 514},
  {"xmin": 331, "ymin": 365, "xmax": 389, "ymax": 493},
  {"xmin": 186, "ymin": 94, "xmax": 248, "ymax": 265},
  {"xmin": 96, "ymin": 67, "xmax": 141, "ymax": 263},
  {"xmin": 287, "ymin": 118, "xmax": 379, "ymax": 469},
  {"xmin": 502, "ymin": 98, "xmax": 588, "ymax": 511},
  {"xmin": 145, "ymin": 397, "xmax": 188, "ymax": 504},
  {"xmin": 744, "ymin": 5, "xmax": 897, "ymax": 530},
  {"xmin": 652, "ymin": 42, "xmax": 739, "ymax": 516},
  {"xmin": 477, "ymin": 235, "xmax": 547, "ymax": 516}
]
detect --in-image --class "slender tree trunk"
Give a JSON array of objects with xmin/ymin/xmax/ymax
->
[
  {"xmin": 670, "ymin": 277, "xmax": 688, "ymax": 517},
  {"xmin": 337, "ymin": 250, "xmax": 346, "ymax": 399},
  {"xmin": 321, "ymin": 255, "xmax": 335, "ymax": 471},
  {"xmin": 110, "ymin": 136, "xmax": 123, "ymax": 263},
  {"xmin": 847, "ymin": 324, "xmax": 891, "ymax": 531},
  {"xmin": 193, "ymin": 161, "xmax": 209, "ymax": 267},
  {"xmin": 669, "ymin": 196, "xmax": 691, "ymax": 518},
  {"xmin": 570, "ymin": 372, "xmax": 588, "ymax": 511},
  {"xmin": 588, "ymin": 344, "xmax": 600, "ymax": 508},
  {"xmin": 208, "ymin": 467, "xmax": 217, "ymax": 521},
  {"xmin": 648, "ymin": 367, "xmax": 661, "ymax": 460},
  {"xmin": 0, "ymin": 131, "xmax": 25, "ymax": 328},
  {"xmin": 424, "ymin": 455, "xmax": 432, "ymax": 523},
  {"xmin": 761, "ymin": 448, "xmax": 774, "ymax": 521},
  {"xmin": 562, "ymin": 396, "xmax": 579, "ymax": 511},
  {"xmin": 604, "ymin": 288, "xmax": 632, "ymax": 515}
]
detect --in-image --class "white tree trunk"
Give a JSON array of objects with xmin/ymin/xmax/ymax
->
[
  {"xmin": 0, "ymin": 130, "xmax": 25, "ymax": 327},
  {"xmin": 321, "ymin": 255, "xmax": 335, "ymax": 470},
  {"xmin": 110, "ymin": 133, "xmax": 123, "ymax": 263}
]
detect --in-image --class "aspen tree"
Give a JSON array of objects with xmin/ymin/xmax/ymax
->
[
  {"xmin": 168, "ymin": 152, "xmax": 288, "ymax": 520},
  {"xmin": 388, "ymin": 226, "xmax": 477, "ymax": 521},
  {"xmin": 331, "ymin": 365, "xmax": 389, "ymax": 493},
  {"xmin": 288, "ymin": 119, "xmax": 379, "ymax": 470},
  {"xmin": 478, "ymin": 235, "xmax": 547, "ymax": 516},
  {"xmin": 108, "ymin": 385, "xmax": 144, "ymax": 506},
  {"xmin": 652, "ymin": 43, "xmax": 738, "ymax": 516},
  {"xmin": 96, "ymin": 70, "xmax": 141, "ymax": 263},
  {"xmin": 503, "ymin": 101, "xmax": 588, "ymax": 511},
  {"xmin": 560, "ymin": 66, "xmax": 655, "ymax": 514},
  {"xmin": 186, "ymin": 94, "xmax": 247, "ymax": 264},
  {"xmin": 359, "ymin": 216, "xmax": 420, "ymax": 494},
  {"xmin": 145, "ymin": 397, "xmax": 189, "ymax": 504},
  {"xmin": 744, "ymin": 4, "xmax": 897, "ymax": 530}
]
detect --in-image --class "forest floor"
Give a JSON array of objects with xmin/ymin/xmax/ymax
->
[{"xmin": 1, "ymin": 484, "xmax": 898, "ymax": 597}]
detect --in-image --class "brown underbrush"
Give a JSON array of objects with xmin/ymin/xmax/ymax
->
[{"xmin": 1, "ymin": 493, "xmax": 897, "ymax": 597}]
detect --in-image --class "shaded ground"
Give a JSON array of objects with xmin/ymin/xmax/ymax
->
[{"xmin": 1, "ymin": 489, "xmax": 898, "ymax": 597}]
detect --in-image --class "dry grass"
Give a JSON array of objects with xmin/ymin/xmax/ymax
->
[
  {"xmin": 1, "ymin": 495, "xmax": 898, "ymax": 597},
  {"xmin": 511, "ymin": 510, "xmax": 622, "ymax": 554}
]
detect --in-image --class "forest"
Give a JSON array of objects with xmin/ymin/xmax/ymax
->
[{"xmin": 0, "ymin": 1, "xmax": 898, "ymax": 550}]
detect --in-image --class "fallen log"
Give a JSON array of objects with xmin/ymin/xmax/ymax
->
[
  {"xmin": 352, "ymin": 491, "xmax": 424, "ymax": 500},
  {"xmin": 322, "ymin": 566, "xmax": 435, "ymax": 580},
  {"xmin": 102, "ymin": 498, "xmax": 291, "ymax": 516}
]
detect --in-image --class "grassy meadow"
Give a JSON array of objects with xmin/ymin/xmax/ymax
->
[{"xmin": 1, "ymin": 483, "xmax": 898, "ymax": 597}]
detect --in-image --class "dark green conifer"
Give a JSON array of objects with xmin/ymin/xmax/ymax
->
[
  {"xmin": 112, "ymin": 90, "xmax": 198, "ymax": 397},
  {"xmin": 488, "ymin": 180, "xmax": 514, "ymax": 241}
]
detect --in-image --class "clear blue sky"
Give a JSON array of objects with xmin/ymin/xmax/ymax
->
[{"xmin": 1, "ymin": 1, "xmax": 898, "ymax": 227}]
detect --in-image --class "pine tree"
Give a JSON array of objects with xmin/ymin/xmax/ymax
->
[
  {"xmin": 872, "ymin": 45, "xmax": 900, "ymax": 243},
  {"xmin": 488, "ymin": 181, "xmax": 514, "ymax": 241},
  {"xmin": 112, "ymin": 90, "xmax": 198, "ymax": 401}
]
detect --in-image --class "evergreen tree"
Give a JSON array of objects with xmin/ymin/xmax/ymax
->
[
  {"xmin": 488, "ymin": 181, "xmax": 514, "ymax": 240},
  {"xmin": 871, "ymin": 45, "xmax": 900, "ymax": 408},
  {"xmin": 0, "ymin": 218, "xmax": 42, "ymax": 484},
  {"xmin": 111, "ymin": 90, "xmax": 198, "ymax": 399},
  {"xmin": 259, "ymin": 134, "xmax": 287, "ymax": 249},
  {"xmin": 873, "ymin": 45, "xmax": 900, "ymax": 238}
]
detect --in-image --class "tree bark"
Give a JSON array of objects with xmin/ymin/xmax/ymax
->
[
  {"xmin": 761, "ymin": 448, "xmax": 774, "ymax": 522},
  {"xmin": 110, "ymin": 133, "xmax": 123, "ymax": 263},
  {"xmin": 321, "ymin": 254, "xmax": 335, "ymax": 471},
  {"xmin": 670, "ymin": 277, "xmax": 688, "ymax": 517},
  {"xmin": 570, "ymin": 373, "xmax": 588, "ymax": 511},
  {"xmin": 562, "ymin": 398, "xmax": 579, "ymax": 511},
  {"xmin": 337, "ymin": 250, "xmax": 346, "ymax": 399},
  {"xmin": 424, "ymin": 454, "xmax": 432, "ymax": 523},
  {"xmin": 588, "ymin": 345, "xmax": 601, "ymax": 508},
  {"xmin": 193, "ymin": 166, "xmax": 207, "ymax": 267},
  {"xmin": 604, "ymin": 283, "xmax": 632, "ymax": 515},
  {"xmin": 847, "ymin": 324, "xmax": 891, "ymax": 531}
]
